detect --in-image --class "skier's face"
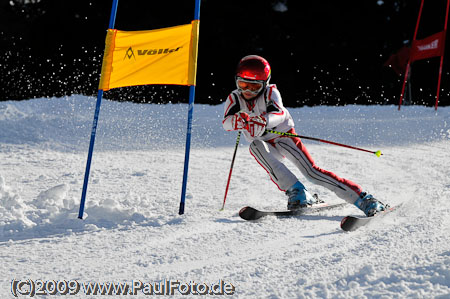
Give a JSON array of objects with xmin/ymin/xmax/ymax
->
[
  {"xmin": 242, "ymin": 90, "xmax": 258, "ymax": 100},
  {"xmin": 236, "ymin": 77, "xmax": 263, "ymax": 99}
]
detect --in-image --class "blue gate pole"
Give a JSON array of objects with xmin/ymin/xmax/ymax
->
[
  {"xmin": 78, "ymin": 0, "xmax": 120, "ymax": 219},
  {"xmin": 179, "ymin": 0, "xmax": 201, "ymax": 215}
]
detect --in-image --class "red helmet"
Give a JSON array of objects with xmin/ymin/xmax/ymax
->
[{"xmin": 236, "ymin": 55, "xmax": 271, "ymax": 82}]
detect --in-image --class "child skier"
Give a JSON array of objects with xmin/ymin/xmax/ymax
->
[{"xmin": 222, "ymin": 55, "xmax": 386, "ymax": 216}]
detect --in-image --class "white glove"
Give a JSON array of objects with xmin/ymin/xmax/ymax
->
[
  {"xmin": 247, "ymin": 115, "xmax": 266, "ymax": 137},
  {"xmin": 232, "ymin": 112, "xmax": 250, "ymax": 130}
]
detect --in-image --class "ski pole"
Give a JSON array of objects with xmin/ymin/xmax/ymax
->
[
  {"xmin": 220, "ymin": 131, "xmax": 242, "ymax": 211},
  {"xmin": 266, "ymin": 129, "xmax": 382, "ymax": 157}
]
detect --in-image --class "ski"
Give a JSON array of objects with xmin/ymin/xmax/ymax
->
[
  {"xmin": 239, "ymin": 202, "xmax": 347, "ymax": 221},
  {"xmin": 340, "ymin": 205, "xmax": 398, "ymax": 232}
]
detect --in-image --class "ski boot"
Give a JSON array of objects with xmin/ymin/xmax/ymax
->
[
  {"xmin": 286, "ymin": 181, "xmax": 318, "ymax": 210},
  {"xmin": 354, "ymin": 192, "xmax": 386, "ymax": 217}
]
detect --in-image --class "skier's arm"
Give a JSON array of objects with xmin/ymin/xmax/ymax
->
[
  {"xmin": 222, "ymin": 93, "xmax": 246, "ymax": 131},
  {"xmin": 265, "ymin": 87, "xmax": 289, "ymax": 129}
]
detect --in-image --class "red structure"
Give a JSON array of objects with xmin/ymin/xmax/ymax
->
[{"xmin": 398, "ymin": 0, "xmax": 450, "ymax": 110}]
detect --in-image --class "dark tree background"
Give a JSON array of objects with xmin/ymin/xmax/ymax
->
[{"xmin": 1, "ymin": 0, "xmax": 449, "ymax": 107}]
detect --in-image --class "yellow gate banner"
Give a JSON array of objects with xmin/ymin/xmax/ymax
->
[{"xmin": 99, "ymin": 20, "xmax": 199, "ymax": 90}]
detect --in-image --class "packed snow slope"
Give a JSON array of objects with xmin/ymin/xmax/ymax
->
[{"xmin": 1, "ymin": 95, "xmax": 449, "ymax": 298}]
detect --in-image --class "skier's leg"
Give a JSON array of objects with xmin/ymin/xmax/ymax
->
[
  {"xmin": 249, "ymin": 140, "xmax": 297, "ymax": 191},
  {"xmin": 249, "ymin": 140, "xmax": 317, "ymax": 209},
  {"xmin": 274, "ymin": 136, "xmax": 363, "ymax": 204},
  {"xmin": 274, "ymin": 136, "xmax": 387, "ymax": 215}
]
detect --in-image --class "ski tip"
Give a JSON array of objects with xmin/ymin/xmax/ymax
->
[
  {"xmin": 340, "ymin": 216, "xmax": 362, "ymax": 232},
  {"xmin": 238, "ymin": 206, "xmax": 251, "ymax": 214},
  {"xmin": 239, "ymin": 206, "xmax": 259, "ymax": 221},
  {"xmin": 340, "ymin": 216, "xmax": 349, "ymax": 228}
]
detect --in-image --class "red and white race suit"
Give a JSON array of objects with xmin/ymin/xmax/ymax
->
[{"xmin": 222, "ymin": 84, "xmax": 363, "ymax": 204}]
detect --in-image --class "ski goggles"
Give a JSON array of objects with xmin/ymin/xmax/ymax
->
[{"xmin": 236, "ymin": 77, "xmax": 264, "ymax": 95}]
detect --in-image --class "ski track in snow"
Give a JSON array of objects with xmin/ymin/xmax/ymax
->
[{"xmin": 1, "ymin": 96, "xmax": 450, "ymax": 298}]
